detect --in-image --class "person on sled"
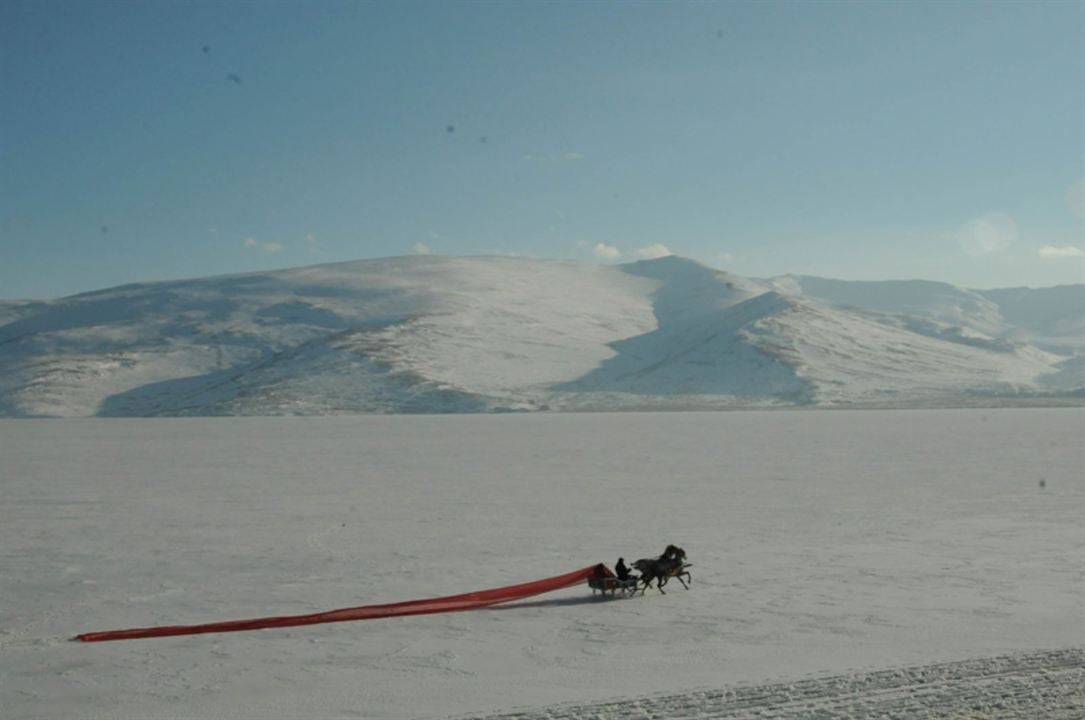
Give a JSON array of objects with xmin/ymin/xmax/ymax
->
[{"xmin": 615, "ymin": 557, "xmax": 636, "ymax": 582}]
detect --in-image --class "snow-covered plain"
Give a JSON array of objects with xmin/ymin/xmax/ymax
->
[{"xmin": 2, "ymin": 408, "xmax": 1082, "ymax": 719}]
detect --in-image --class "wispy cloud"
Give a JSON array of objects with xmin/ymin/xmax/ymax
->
[
  {"xmin": 634, "ymin": 243, "xmax": 673, "ymax": 260},
  {"xmin": 1038, "ymin": 245, "xmax": 1085, "ymax": 259},
  {"xmin": 522, "ymin": 152, "xmax": 585, "ymax": 163},
  {"xmin": 593, "ymin": 243, "xmax": 621, "ymax": 259},
  {"xmin": 305, "ymin": 232, "xmax": 317, "ymax": 243},
  {"xmin": 243, "ymin": 237, "xmax": 284, "ymax": 253},
  {"xmin": 413, "ymin": 242, "xmax": 432, "ymax": 255},
  {"xmin": 955, "ymin": 213, "xmax": 1016, "ymax": 257}
]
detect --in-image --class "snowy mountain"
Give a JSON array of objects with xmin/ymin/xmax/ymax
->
[
  {"xmin": 766, "ymin": 276, "xmax": 1006, "ymax": 336},
  {"xmin": 772, "ymin": 275, "xmax": 1085, "ymax": 354},
  {"xmin": 0, "ymin": 255, "xmax": 1081, "ymax": 416},
  {"xmin": 974, "ymin": 285, "xmax": 1085, "ymax": 355}
]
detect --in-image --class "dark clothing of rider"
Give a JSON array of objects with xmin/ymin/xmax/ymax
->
[{"xmin": 615, "ymin": 558, "xmax": 632, "ymax": 581}]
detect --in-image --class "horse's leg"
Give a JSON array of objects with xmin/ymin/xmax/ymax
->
[
  {"xmin": 675, "ymin": 573, "xmax": 689, "ymax": 590},
  {"xmin": 657, "ymin": 575, "xmax": 667, "ymax": 594}
]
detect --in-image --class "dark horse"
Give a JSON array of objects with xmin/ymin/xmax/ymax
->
[{"xmin": 633, "ymin": 544, "xmax": 691, "ymax": 594}]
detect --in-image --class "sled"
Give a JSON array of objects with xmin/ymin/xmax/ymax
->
[{"xmin": 588, "ymin": 576, "xmax": 639, "ymax": 596}]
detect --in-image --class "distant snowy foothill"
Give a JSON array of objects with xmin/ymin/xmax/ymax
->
[{"xmin": 0, "ymin": 255, "xmax": 1081, "ymax": 417}]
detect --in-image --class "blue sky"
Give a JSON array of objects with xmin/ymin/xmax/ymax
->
[{"xmin": 2, "ymin": 0, "xmax": 1083, "ymax": 299}]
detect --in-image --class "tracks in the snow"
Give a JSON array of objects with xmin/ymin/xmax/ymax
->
[{"xmin": 462, "ymin": 647, "xmax": 1084, "ymax": 719}]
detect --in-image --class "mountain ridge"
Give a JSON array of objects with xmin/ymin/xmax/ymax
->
[{"xmin": 1, "ymin": 255, "xmax": 1081, "ymax": 416}]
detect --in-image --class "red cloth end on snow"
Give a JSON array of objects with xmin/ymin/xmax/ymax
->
[{"xmin": 74, "ymin": 563, "xmax": 613, "ymax": 642}]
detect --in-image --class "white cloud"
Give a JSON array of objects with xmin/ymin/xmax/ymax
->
[
  {"xmin": 956, "ymin": 213, "xmax": 1016, "ymax": 257},
  {"xmin": 716, "ymin": 252, "xmax": 734, "ymax": 263},
  {"xmin": 413, "ymin": 242, "xmax": 431, "ymax": 255},
  {"xmin": 634, "ymin": 243, "xmax": 673, "ymax": 260},
  {"xmin": 1038, "ymin": 245, "xmax": 1085, "ymax": 259},
  {"xmin": 593, "ymin": 243, "xmax": 621, "ymax": 259},
  {"xmin": 243, "ymin": 237, "xmax": 284, "ymax": 253},
  {"xmin": 305, "ymin": 233, "xmax": 317, "ymax": 243},
  {"xmin": 566, "ymin": 152, "xmax": 584, "ymax": 161}
]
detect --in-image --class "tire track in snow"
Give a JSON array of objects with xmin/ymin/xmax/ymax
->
[{"xmin": 460, "ymin": 648, "xmax": 1083, "ymax": 719}]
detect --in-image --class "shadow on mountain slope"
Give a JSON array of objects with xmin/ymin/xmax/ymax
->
[
  {"xmin": 554, "ymin": 258, "xmax": 812, "ymax": 402},
  {"xmin": 98, "ymin": 325, "xmax": 491, "ymax": 416}
]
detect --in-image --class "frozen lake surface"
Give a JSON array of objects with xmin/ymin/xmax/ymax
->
[{"xmin": 1, "ymin": 409, "xmax": 1082, "ymax": 719}]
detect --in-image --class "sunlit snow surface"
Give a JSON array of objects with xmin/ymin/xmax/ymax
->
[{"xmin": 2, "ymin": 409, "xmax": 1082, "ymax": 719}]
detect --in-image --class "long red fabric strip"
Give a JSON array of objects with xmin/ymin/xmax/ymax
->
[{"xmin": 73, "ymin": 564, "xmax": 611, "ymax": 642}]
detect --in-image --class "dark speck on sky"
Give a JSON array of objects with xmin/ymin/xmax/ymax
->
[{"xmin": 2, "ymin": 1, "xmax": 1081, "ymax": 298}]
